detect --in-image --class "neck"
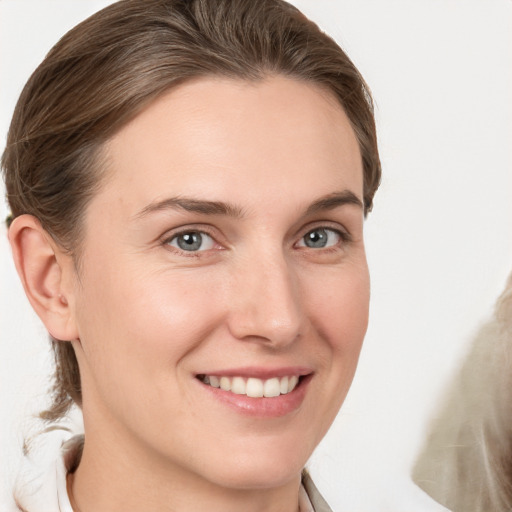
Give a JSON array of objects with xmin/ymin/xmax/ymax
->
[{"xmin": 69, "ymin": 429, "xmax": 302, "ymax": 512}]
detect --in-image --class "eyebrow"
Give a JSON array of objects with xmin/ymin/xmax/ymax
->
[
  {"xmin": 134, "ymin": 190, "xmax": 363, "ymax": 220},
  {"xmin": 135, "ymin": 196, "xmax": 245, "ymax": 219},
  {"xmin": 304, "ymin": 190, "xmax": 363, "ymax": 215}
]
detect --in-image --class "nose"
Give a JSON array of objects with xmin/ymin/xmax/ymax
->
[{"xmin": 226, "ymin": 251, "xmax": 303, "ymax": 348}]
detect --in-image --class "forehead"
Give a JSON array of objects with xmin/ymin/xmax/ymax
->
[{"xmin": 96, "ymin": 75, "xmax": 363, "ymax": 216}]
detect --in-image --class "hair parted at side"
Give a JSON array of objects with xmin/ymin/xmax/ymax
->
[{"xmin": 2, "ymin": 0, "xmax": 381, "ymax": 422}]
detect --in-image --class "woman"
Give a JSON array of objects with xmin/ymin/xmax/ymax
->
[{"xmin": 2, "ymin": 0, "xmax": 381, "ymax": 510}]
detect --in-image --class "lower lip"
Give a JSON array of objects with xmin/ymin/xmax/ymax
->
[{"xmin": 197, "ymin": 375, "xmax": 312, "ymax": 418}]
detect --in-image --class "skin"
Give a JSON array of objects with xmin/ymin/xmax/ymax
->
[{"xmin": 11, "ymin": 76, "xmax": 369, "ymax": 512}]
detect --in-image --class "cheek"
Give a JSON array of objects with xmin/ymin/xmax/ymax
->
[
  {"xmin": 297, "ymin": 261, "xmax": 370, "ymax": 444},
  {"xmin": 74, "ymin": 259, "xmax": 225, "ymax": 373},
  {"xmin": 72, "ymin": 261, "xmax": 228, "ymax": 432},
  {"xmin": 306, "ymin": 263, "xmax": 370, "ymax": 355}
]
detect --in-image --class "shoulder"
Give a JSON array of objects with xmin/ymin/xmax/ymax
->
[
  {"xmin": 12, "ymin": 435, "xmax": 82, "ymax": 512},
  {"xmin": 302, "ymin": 470, "xmax": 451, "ymax": 512},
  {"xmin": 302, "ymin": 471, "xmax": 333, "ymax": 512}
]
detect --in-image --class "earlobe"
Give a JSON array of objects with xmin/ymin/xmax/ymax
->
[{"xmin": 8, "ymin": 214, "xmax": 79, "ymax": 342}]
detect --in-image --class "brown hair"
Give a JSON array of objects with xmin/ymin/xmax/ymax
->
[{"xmin": 2, "ymin": 0, "xmax": 381, "ymax": 422}]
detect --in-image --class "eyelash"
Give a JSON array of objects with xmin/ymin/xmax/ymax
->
[
  {"xmin": 162, "ymin": 226, "xmax": 220, "ymax": 257},
  {"xmin": 295, "ymin": 226, "xmax": 351, "ymax": 251},
  {"xmin": 162, "ymin": 224, "xmax": 351, "ymax": 257}
]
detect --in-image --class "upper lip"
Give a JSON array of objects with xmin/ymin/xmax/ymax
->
[{"xmin": 195, "ymin": 366, "xmax": 313, "ymax": 379}]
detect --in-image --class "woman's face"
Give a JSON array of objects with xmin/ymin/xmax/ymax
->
[{"xmin": 68, "ymin": 76, "xmax": 369, "ymax": 489}]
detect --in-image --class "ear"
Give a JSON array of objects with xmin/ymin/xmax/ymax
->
[{"xmin": 8, "ymin": 214, "xmax": 79, "ymax": 342}]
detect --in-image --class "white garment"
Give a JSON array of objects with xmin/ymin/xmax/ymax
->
[{"xmin": 20, "ymin": 454, "xmax": 73, "ymax": 512}]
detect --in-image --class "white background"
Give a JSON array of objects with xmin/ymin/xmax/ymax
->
[{"xmin": 1, "ymin": 1, "xmax": 511, "ymax": 510}]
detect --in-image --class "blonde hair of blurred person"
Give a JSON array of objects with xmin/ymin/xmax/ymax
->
[{"xmin": 414, "ymin": 273, "xmax": 512, "ymax": 512}]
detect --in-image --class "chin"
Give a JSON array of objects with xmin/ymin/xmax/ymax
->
[
  {"xmin": 197, "ymin": 439, "xmax": 311, "ymax": 491},
  {"xmin": 208, "ymin": 460, "xmax": 302, "ymax": 491}
]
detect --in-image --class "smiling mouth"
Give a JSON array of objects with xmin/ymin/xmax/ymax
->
[{"xmin": 196, "ymin": 374, "xmax": 301, "ymax": 398}]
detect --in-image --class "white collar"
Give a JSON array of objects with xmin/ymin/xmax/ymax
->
[{"xmin": 14, "ymin": 443, "xmax": 73, "ymax": 512}]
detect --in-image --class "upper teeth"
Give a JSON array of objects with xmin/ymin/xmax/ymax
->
[{"xmin": 200, "ymin": 375, "xmax": 299, "ymax": 398}]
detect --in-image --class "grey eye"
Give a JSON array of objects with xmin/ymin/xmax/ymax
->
[
  {"xmin": 169, "ymin": 231, "xmax": 215, "ymax": 252},
  {"xmin": 299, "ymin": 228, "xmax": 340, "ymax": 249}
]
